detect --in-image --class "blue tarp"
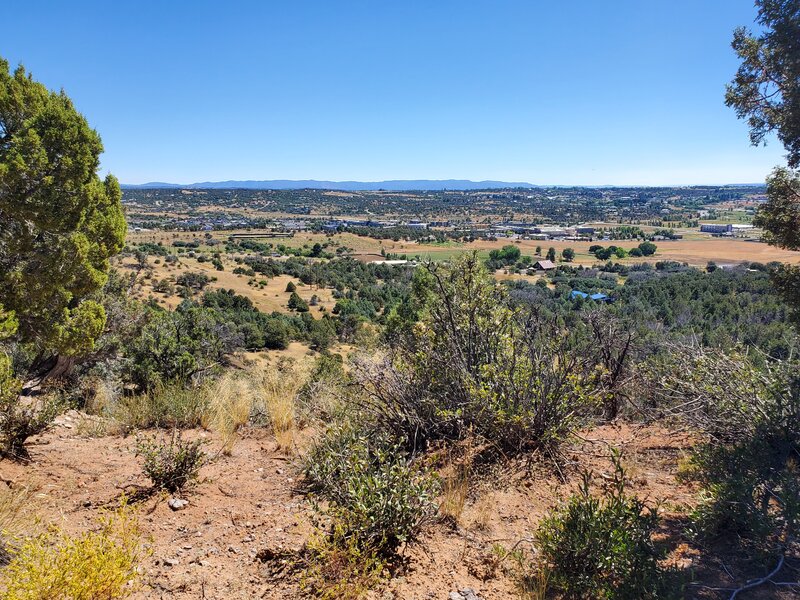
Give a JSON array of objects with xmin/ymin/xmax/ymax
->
[{"xmin": 571, "ymin": 290, "xmax": 613, "ymax": 302}]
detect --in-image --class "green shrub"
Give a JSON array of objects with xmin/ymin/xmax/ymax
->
[
  {"xmin": 135, "ymin": 431, "xmax": 206, "ymax": 493},
  {"xmin": 357, "ymin": 254, "xmax": 594, "ymax": 458},
  {"xmin": 304, "ymin": 425, "xmax": 438, "ymax": 555},
  {"xmin": 654, "ymin": 348, "xmax": 800, "ymax": 551},
  {"xmin": 302, "ymin": 424, "xmax": 438, "ymax": 597},
  {"xmin": 288, "ymin": 292, "xmax": 309, "ymax": 312},
  {"xmin": 124, "ymin": 306, "xmax": 237, "ymax": 391},
  {"xmin": 534, "ymin": 452, "xmax": 667, "ymax": 599},
  {"xmin": 681, "ymin": 430, "xmax": 800, "ymax": 547}
]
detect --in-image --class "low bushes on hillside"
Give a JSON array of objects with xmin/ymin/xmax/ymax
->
[
  {"xmin": 532, "ymin": 452, "xmax": 672, "ymax": 600},
  {"xmin": 653, "ymin": 347, "xmax": 800, "ymax": 552},
  {"xmin": 301, "ymin": 424, "xmax": 438, "ymax": 597}
]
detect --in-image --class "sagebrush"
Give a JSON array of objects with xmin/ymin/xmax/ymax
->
[{"xmin": 136, "ymin": 431, "xmax": 206, "ymax": 493}]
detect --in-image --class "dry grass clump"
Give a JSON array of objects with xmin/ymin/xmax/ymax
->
[
  {"xmin": 202, "ymin": 373, "xmax": 256, "ymax": 455},
  {"xmin": 112, "ymin": 382, "xmax": 209, "ymax": 431},
  {"xmin": 81, "ymin": 377, "xmax": 116, "ymax": 416},
  {"xmin": 254, "ymin": 361, "xmax": 309, "ymax": 454},
  {"xmin": 0, "ymin": 485, "xmax": 32, "ymax": 566},
  {"xmin": 74, "ymin": 413, "xmax": 122, "ymax": 439},
  {"xmin": 467, "ymin": 491, "xmax": 495, "ymax": 532},
  {"xmin": 439, "ymin": 464, "xmax": 470, "ymax": 525},
  {"xmin": 437, "ymin": 436, "xmax": 480, "ymax": 526}
]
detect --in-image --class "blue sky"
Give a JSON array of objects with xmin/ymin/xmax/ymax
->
[{"xmin": 2, "ymin": 1, "xmax": 786, "ymax": 185}]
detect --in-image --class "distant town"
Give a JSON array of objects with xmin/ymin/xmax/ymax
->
[{"xmin": 122, "ymin": 184, "xmax": 764, "ymax": 239}]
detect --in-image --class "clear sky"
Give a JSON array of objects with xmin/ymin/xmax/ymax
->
[{"xmin": 2, "ymin": 0, "xmax": 787, "ymax": 185}]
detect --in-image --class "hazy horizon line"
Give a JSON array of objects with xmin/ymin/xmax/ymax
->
[{"xmin": 121, "ymin": 178, "xmax": 767, "ymax": 190}]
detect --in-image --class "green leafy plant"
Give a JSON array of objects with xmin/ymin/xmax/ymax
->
[
  {"xmin": 301, "ymin": 424, "xmax": 438, "ymax": 596},
  {"xmin": 304, "ymin": 424, "xmax": 438, "ymax": 554},
  {"xmin": 135, "ymin": 431, "xmax": 206, "ymax": 493},
  {"xmin": 534, "ymin": 451, "xmax": 668, "ymax": 599}
]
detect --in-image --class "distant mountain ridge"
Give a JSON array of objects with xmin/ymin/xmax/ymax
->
[{"xmin": 121, "ymin": 179, "xmax": 538, "ymax": 191}]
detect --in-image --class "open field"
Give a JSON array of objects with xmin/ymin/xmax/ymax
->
[
  {"xmin": 127, "ymin": 229, "xmax": 800, "ymax": 268},
  {"xmin": 118, "ymin": 229, "xmax": 800, "ymax": 331}
]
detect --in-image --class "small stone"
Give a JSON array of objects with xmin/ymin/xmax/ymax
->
[
  {"xmin": 168, "ymin": 498, "xmax": 189, "ymax": 511},
  {"xmin": 164, "ymin": 558, "xmax": 180, "ymax": 567},
  {"xmin": 460, "ymin": 589, "xmax": 481, "ymax": 600},
  {"xmin": 449, "ymin": 593, "xmax": 463, "ymax": 600}
]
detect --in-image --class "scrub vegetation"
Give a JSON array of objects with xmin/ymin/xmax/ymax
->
[{"xmin": 3, "ymin": 2, "xmax": 800, "ymax": 597}]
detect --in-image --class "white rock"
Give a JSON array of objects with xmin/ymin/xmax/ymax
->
[{"xmin": 168, "ymin": 498, "xmax": 189, "ymax": 511}]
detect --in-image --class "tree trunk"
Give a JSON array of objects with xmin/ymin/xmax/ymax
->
[{"xmin": 43, "ymin": 355, "xmax": 76, "ymax": 381}]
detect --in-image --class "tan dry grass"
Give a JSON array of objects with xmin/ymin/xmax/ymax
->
[
  {"xmin": 254, "ymin": 361, "xmax": 311, "ymax": 454},
  {"xmin": 203, "ymin": 374, "xmax": 256, "ymax": 455},
  {"xmin": 467, "ymin": 491, "xmax": 495, "ymax": 532},
  {"xmin": 0, "ymin": 485, "xmax": 30, "ymax": 540},
  {"xmin": 439, "ymin": 467, "xmax": 470, "ymax": 525}
]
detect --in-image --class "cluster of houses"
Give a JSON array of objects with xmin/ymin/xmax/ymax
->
[
  {"xmin": 276, "ymin": 218, "xmax": 596, "ymax": 240},
  {"xmin": 319, "ymin": 219, "xmax": 431, "ymax": 231}
]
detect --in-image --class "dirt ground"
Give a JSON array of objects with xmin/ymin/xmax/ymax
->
[{"xmin": 7, "ymin": 417, "xmax": 786, "ymax": 600}]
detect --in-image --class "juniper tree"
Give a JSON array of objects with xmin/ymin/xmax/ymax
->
[
  {"xmin": 0, "ymin": 58, "xmax": 125, "ymax": 375},
  {"xmin": 727, "ymin": 1, "xmax": 800, "ymax": 320}
]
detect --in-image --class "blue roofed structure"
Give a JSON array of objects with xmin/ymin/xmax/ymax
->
[{"xmin": 571, "ymin": 290, "xmax": 614, "ymax": 302}]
